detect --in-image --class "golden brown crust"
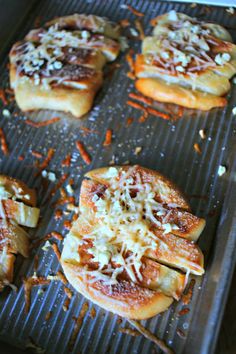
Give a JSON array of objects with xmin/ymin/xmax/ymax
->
[
  {"xmin": 9, "ymin": 14, "xmax": 121, "ymax": 118},
  {"xmin": 61, "ymin": 260, "xmax": 173, "ymax": 319},
  {"xmin": 146, "ymin": 231, "xmax": 204, "ymax": 275},
  {"xmin": 157, "ymin": 208, "xmax": 206, "ymax": 241},
  {"xmin": 45, "ymin": 14, "xmax": 121, "ymax": 39},
  {"xmin": 135, "ymin": 78, "xmax": 227, "ymax": 111},
  {"xmin": 62, "ymin": 165, "xmax": 205, "ymax": 319},
  {"xmin": 1, "ymin": 199, "xmax": 40, "ymax": 228},
  {"xmin": 81, "ymin": 172, "xmax": 205, "ymax": 242},
  {"xmin": 10, "ymin": 65, "xmax": 101, "ymax": 118},
  {"xmin": 85, "ymin": 165, "xmax": 191, "ymax": 211},
  {"xmin": 135, "ymin": 11, "xmax": 236, "ymax": 110},
  {"xmin": 151, "ymin": 12, "xmax": 233, "ymax": 42},
  {"xmin": 135, "ymin": 53, "xmax": 231, "ymax": 96},
  {"xmin": 137, "ymin": 258, "xmax": 185, "ymax": 299}
]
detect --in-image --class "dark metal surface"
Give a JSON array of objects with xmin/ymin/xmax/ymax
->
[{"xmin": 0, "ymin": 1, "xmax": 235, "ymax": 354}]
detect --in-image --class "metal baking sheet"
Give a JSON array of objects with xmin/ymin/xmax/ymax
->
[{"xmin": 0, "ymin": 1, "xmax": 235, "ymax": 353}]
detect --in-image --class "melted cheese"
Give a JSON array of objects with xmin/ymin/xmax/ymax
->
[
  {"xmin": 12, "ymin": 25, "xmax": 90, "ymax": 86},
  {"xmin": 146, "ymin": 11, "xmax": 232, "ymax": 78},
  {"xmin": 69, "ymin": 167, "xmax": 182, "ymax": 285}
]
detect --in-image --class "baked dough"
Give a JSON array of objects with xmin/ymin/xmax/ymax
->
[
  {"xmin": 0, "ymin": 175, "xmax": 40, "ymax": 291},
  {"xmin": 9, "ymin": 14, "xmax": 121, "ymax": 118},
  {"xmin": 135, "ymin": 11, "xmax": 236, "ymax": 110},
  {"xmin": 61, "ymin": 165, "xmax": 205, "ymax": 319}
]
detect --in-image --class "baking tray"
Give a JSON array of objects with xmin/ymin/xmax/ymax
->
[{"xmin": 0, "ymin": 1, "xmax": 235, "ymax": 353}]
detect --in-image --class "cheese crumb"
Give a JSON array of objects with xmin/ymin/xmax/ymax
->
[
  {"xmin": 41, "ymin": 170, "xmax": 47, "ymax": 178},
  {"xmin": 42, "ymin": 170, "xmax": 56, "ymax": 182},
  {"xmin": 53, "ymin": 61, "xmax": 62, "ymax": 69},
  {"xmin": 218, "ymin": 165, "xmax": 226, "ymax": 177},
  {"xmin": 161, "ymin": 52, "xmax": 170, "ymax": 60},
  {"xmin": 119, "ymin": 36, "xmax": 129, "ymax": 51},
  {"xmin": 37, "ymin": 288, "xmax": 45, "ymax": 296},
  {"xmin": 134, "ymin": 146, "xmax": 142, "ymax": 155},
  {"xmin": 2, "ymin": 109, "xmax": 10, "ymax": 118},
  {"xmin": 130, "ymin": 28, "xmax": 139, "ymax": 37},
  {"xmin": 226, "ymin": 7, "xmax": 235, "ymax": 14},
  {"xmin": 81, "ymin": 30, "xmax": 90, "ymax": 39},
  {"xmin": 232, "ymin": 107, "xmax": 236, "ymax": 115},
  {"xmin": 176, "ymin": 65, "xmax": 185, "ymax": 72},
  {"xmin": 48, "ymin": 172, "xmax": 56, "ymax": 182},
  {"xmin": 103, "ymin": 167, "xmax": 118, "ymax": 178},
  {"xmin": 65, "ymin": 184, "xmax": 74, "ymax": 195},
  {"xmin": 215, "ymin": 53, "xmax": 231, "ymax": 66},
  {"xmin": 199, "ymin": 129, "xmax": 206, "ymax": 139},
  {"xmin": 42, "ymin": 240, "xmax": 51, "ymax": 251},
  {"xmin": 168, "ymin": 10, "xmax": 178, "ymax": 21}
]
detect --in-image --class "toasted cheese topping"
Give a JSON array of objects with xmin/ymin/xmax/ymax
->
[
  {"xmin": 12, "ymin": 18, "xmax": 121, "ymax": 90},
  {"xmin": 68, "ymin": 167, "xmax": 185, "ymax": 285},
  {"xmin": 146, "ymin": 10, "xmax": 232, "ymax": 76},
  {"xmin": 12, "ymin": 25, "xmax": 92, "ymax": 87},
  {"xmin": 0, "ymin": 184, "xmax": 30, "ymax": 204}
]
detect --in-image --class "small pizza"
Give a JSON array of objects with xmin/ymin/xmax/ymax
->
[
  {"xmin": 134, "ymin": 11, "xmax": 236, "ymax": 110},
  {"xmin": 0, "ymin": 175, "xmax": 40, "ymax": 291},
  {"xmin": 61, "ymin": 165, "xmax": 205, "ymax": 319},
  {"xmin": 9, "ymin": 14, "xmax": 121, "ymax": 118}
]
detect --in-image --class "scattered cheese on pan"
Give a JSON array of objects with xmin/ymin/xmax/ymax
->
[
  {"xmin": 232, "ymin": 107, "xmax": 236, "ymax": 115},
  {"xmin": 199, "ymin": 129, "xmax": 206, "ymax": 139},
  {"xmin": 130, "ymin": 28, "xmax": 139, "ymax": 37},
  {"xmin": 42, "ymin": 240, "xmax": 51, "ymax": 251},
  {"xmin": 218, "ymin": 165, "xmax": 226, "ymax": 177},
  {"xmin": 2, "ymin": 109, "xmax": 10, "ymax": 118},
  {"xmin": 41, "ymin": 170, "xmax": 56, "ymax": 182},
  {"xmin": 134, "ymin": 146, "xmax": 142, "ymax": 155},
  {"xmin": 226, "ymin": 7, "xmax": 235, "ymax": 14}
]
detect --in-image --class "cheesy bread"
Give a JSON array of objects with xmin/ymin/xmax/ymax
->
[
  {"xmin": 135, "ymin": 11, "xmax": 236, "ymax": 110},
  {"xmin": 61, "ymin": 165, "xmax": 205, "ymax": 319},
  {"xmin": 0, "ymin": 175, "xmax": 40, "ymax": 291},
  {"xmin": 9, "ymin": 14, "xmax": 121, "ymax": 118}
]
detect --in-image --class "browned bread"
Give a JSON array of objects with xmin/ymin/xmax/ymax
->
[
  {"xmin": 61, "ymin": 165, "xmax": 205, "ymax": 319},
  {"xmin": 9, "ymin": 14, "xmax": 121, "ymax": 118},
  {"xmin": 0, "ymin": 175, "xmax": 36, "ymax": 206},
  {"xmin": 134, "ymin": 11, "xmax": 236, "ymax": 110},
  {"xmin": 45, "ymin": 14, "xmax": 121, "ymax": 39},
  {"xmin": 0, "ymin": 175, "xmax": 40, "ymax": 291}
]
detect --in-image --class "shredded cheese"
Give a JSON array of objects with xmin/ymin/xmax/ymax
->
[
  {"xmin": 65, "ymin": 167, "xmax": 181, "ymax": 285},
  {"xmin": 12, "ymin": 25, "xmax": 92, "ymax": 88},
  {"xmin": 146, "ymin": 11, "xmax": 232, "ymax": 77}
]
